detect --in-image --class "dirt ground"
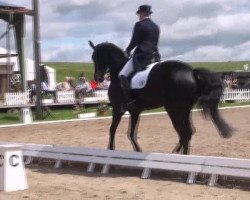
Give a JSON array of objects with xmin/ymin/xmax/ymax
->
[{"xmin": 0, "ymin": 107, "xmax": 249, "ymax": 200}]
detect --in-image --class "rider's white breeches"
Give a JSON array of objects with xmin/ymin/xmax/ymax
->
[{"xmin": 119, "ymin": 58, "xmax": 134, "ymax": 77}]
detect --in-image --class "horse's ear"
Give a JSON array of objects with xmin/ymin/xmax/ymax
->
[{"xmin": 89, "ymin": 40, "xmax": 96, "ymax": 50}]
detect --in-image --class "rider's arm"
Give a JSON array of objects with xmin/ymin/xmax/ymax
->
[{"xmin": 125, "ymin": 22, "xmax": 142, "ymax": 54}]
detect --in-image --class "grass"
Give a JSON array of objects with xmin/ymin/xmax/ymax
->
[
  {"xmin": 37, "ymin": 107, "xmax": 97, "ymax": 122},
  {"xmin": 0, "ymin": 111, "xmax": 20, "ymax": 125},
  {"xmin": 0, "ymin": 106, "xmax": 99, "ymax": 125},
  {"xmin": 190, "ymin": 61, "xmax": 250, "ymax": 72},
  {"xmin": 45, "ymin": 62, "xmax": 93, "ymax": 82}
]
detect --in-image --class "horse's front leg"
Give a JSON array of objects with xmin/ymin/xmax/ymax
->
[
  {"xmin": 127, "ymin": 111, "xmax": 142, "ymax": 152},
  {"xmin": 108, "ymin": 107, "xmax": 124, "ymax": 150},
  {"xmin": 172, "ymin": 142, "xmax": 183, "ymax": 153}
]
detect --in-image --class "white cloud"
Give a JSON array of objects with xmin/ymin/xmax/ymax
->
[
  {"xmin": 0, "ymin": 0, "xmax": 250, "ymax": 62},
  {"xmin": 169, "ymin": 41, "xmax": 250, "ymax": 62},
  {"xmin": 161, "ymin": 17, "xmax": 217, "ymax": 41},
  {"xmin": 170, "ymin": 46, "xmax": 233, "ymax": 61}
]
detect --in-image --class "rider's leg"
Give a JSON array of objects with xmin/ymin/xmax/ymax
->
[
  {"xmin": 118, "ymin": 58, "xmax": 135, "ymax": 110},
  {"xmin": 119, "ymin": 58, "xmax": 134, "ymax": 78}
]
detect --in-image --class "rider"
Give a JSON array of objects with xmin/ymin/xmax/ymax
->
[{"xmin": 119, "ymin": 4, "xmax": 160, "ymax": 110}]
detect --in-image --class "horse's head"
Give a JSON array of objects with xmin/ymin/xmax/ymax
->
[
  {"xmin": 89, "ymin": 40, "xmax": 128, "ymax": 82},
  {"xmin": 89, "ymin": 41, "xmax": 110, "ymax": 82}
]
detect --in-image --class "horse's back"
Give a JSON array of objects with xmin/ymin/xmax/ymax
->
[
  {"xmin": 134, "ymin": 60, "xmax": 198, "ymax": 107},
  {"xmin": 146, "ymin": 60, "xmax": 196, "ymax": 88}
]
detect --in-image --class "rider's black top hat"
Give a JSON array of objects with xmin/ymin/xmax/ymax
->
[{"xmin": 136, "ymin": 5, "xmax": 152, "ymax": 14}]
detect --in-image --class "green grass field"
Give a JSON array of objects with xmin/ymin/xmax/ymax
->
[
  {"xmin": 45, "ymin": 62, "xmax": 93, "ymax": 82},
  {"xmin": 45, "ymin": 61, "xmax": 250, "ymax": 83},
  {"xmin": 190, "ymin": 61, "xmax": 250, "ymax": 72}
]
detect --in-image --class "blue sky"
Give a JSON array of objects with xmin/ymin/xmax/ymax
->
[{"xmin": 0, "ymin": 0, "xmax": 250, "ymax": 62}]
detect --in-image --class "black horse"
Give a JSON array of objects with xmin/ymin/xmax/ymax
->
[{"xmin": 89, "ymin": 41, "xmax": 233, "ymax": 154}]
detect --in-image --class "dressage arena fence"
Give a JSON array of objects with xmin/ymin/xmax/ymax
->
[
  {"xmin": 4, "ymin": 92, "xmax": 30, "ymax": 106},
  {"xmin": 3, "ymin": 89, "xmax": 250, "ymax": 106},
  {"xmin": 56, "ymin": 91, "xmax": 75, "ymax": 103},
  {"xmin": 221, "ymin": 89, "xmax": 250, "ymax": 102},
  {"xmin": 56, "ymin": 90, "xmax": 109, "ymax": 103},
  {"xmin": 0, "ymin": 141, "xmax": 249, "ymax": 187},
  {"xmin": 83, "ymin": 90, "xmax": 109, "ymax": 102},
  {"xmin": 3, "ymin": 89, "xmax": 109, "ymax": 105}
]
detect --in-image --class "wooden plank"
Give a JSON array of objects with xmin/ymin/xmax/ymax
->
[
  {"xmin": 22, "ymin": 145, "xmax": 207, "ymax": 165},
  {"xmin": 201, "ymin": 166, "xmax": 250, "ymax": 178},
  {"xmin": 22, "ymin": 144, "xmax": 250, "ymax": 170},
  {"xmin": 8, "ymin": 142, "xmax": 250, "ymax": 180},
  {"xmin": 23, "ymin": 150, "xmax": 205, "ymax": 173},
  {"xmin": 205, "ymin": 157, "xmax": 250, "ymax": 169}
]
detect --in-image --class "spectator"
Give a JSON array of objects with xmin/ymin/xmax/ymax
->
[
  {"xmin": 99, "ymin": 73, "xmax": 111, "ymax": 89},
  {"xmin": 79, "ymin": 72, "xmax": 86, "ymax": 84},
  {"xmin": 41, "ymin": 81, "xmax": 49, "ymax": 91},
  {"xmin": 75, "ymin": 74, "xmax": 92, "ymax": 98},
  {"xmin": 231, "ymin": 74, "xmax": 238, "ymax": 89},
  {"xmin": 78, "ymin": 77, "xmax": 92, "ymax": 93},
  {"xmin": 225, "ymin": 74, "xmax": 238, "ymax": 90},
  {"xmin": 90, "ymin": 80, "xmax": 98, "ymax": 90},
  {"xmin": 63, "ymin": 77, "xmax": 75, "ymax": 91},
  {"xmin": 29, "ymin": 81, "xmax": 55, "ymax": 103}
]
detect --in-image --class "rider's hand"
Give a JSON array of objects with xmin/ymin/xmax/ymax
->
[{"xmin": 124, "ymin": 50, "xmax": 130, "ymax": 58}]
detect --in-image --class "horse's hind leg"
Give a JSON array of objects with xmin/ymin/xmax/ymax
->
[
  {"xmin": 167, "ymin": 108, "xmax": 194, "ymax": 155},
  {"xmin": 108, "ymin": 107, "xmax": 124, "ymax": 150},
  {"xmin": 127, "ymin": 111, "xmax": 142, "ymax": 152},
  {"xmin": 182, "ymin": 117, "xmax": 194, "ymax": 155}
]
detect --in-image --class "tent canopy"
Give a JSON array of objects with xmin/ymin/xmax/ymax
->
[
  {"xmin": 0, "ymin": 1, "xmax": 33, "ymax": 16},
  {"xmin": 0, "ymin": 1, "xmax": 33, "ymax": 90}
]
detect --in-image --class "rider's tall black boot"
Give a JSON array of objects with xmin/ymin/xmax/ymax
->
[{"xmin": 119, "ymin": 75, "xmax": 135, "ymax": 111}]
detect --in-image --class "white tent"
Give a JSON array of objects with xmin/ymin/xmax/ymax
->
[{"xmin": 0, "ymin": 47, "xmax": 56, "ymax": 90}]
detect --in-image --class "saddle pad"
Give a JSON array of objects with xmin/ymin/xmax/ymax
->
[{"xmin": 131, "ymin": 62, "xmax": 158, "ymax": 89}]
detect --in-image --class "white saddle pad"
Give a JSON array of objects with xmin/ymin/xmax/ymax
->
[{"xmin": 131, "ymin": 62, "xmax": 159, "ymax": 89}]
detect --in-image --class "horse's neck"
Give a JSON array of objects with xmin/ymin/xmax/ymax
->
[
  {"xmin": 107, "ymin": 49, "xmax": 128, "ymax": 84},
  {"xmin": 109, "ymin": 56, "xmax": 127, "ymax": 76},
  {"xmin": 110, "ymin": 73, "xmax": 120, "ymax": 84},
  {"xmin": 109, "ymin": 63, "xmax": 124, "ymax": 84}
]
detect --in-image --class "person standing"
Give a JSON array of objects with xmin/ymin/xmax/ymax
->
[{"xmin": 119, "ymin": 4, "xmax": 160, "ymax": 110}]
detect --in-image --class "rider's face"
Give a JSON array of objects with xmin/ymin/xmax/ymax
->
[{"xmin": 137, "ymin": 12, "xmax": 148, "ymax": 21}]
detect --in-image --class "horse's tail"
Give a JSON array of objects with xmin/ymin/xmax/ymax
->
[{"xmin": 193, "ymin": 68, "xmax": 233, "ymax": 138}]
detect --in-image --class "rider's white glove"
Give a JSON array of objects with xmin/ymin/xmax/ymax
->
[{"xmin": 124, "ymin": 50, "xmax": 131, "ymax": 58}]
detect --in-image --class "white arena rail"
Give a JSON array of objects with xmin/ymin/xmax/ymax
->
[
  {"xmin": 83, "ymin": 89, "xmax": 109, "ymax": 102},
  {"xmin": 1, "ymin": 141, "xmax": 248, "ymax": 187},
  {"xmin": 56, "ymin": 90, "xmax": 75, "ymax": 103},
  {"xmin": 93, "ymin": 90, "xmax": 109, "ymax": 101},
  {"xmin": 3, "ymin": 89, "xmax": 249, "ymax": 106},
  {"xmin": 221, "ymin": 89, "xmax": 250, "ymax": 102},
  {"xmin": 4, "ymin": 92, "xmax": 30, "ymax": 106}
]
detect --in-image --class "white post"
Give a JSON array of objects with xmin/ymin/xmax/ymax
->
[
  {"xmin": 187, "ymin": 172, "xmax": 197, "ymax": 184},
  {"xmin": 141, "ymin": 168, "xmax": 151, "ymax": 179},
  {"xmin": 208, "ymin": 174, "xmax": 218, "ymax": 186},
  {"xmin": 20, "ymin": 107, "xmax": 33, "ymax": 124},
  {"xmin": 0, "ymin": 144, "xmax": 28, "ymax": 192},
  {"xmin": 101, "ymin": 164, "xmax": 110, "ymax": 174},
  {"xmin": 87, "ymin": 162, "xmax": 96, "ymax": 173}
]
